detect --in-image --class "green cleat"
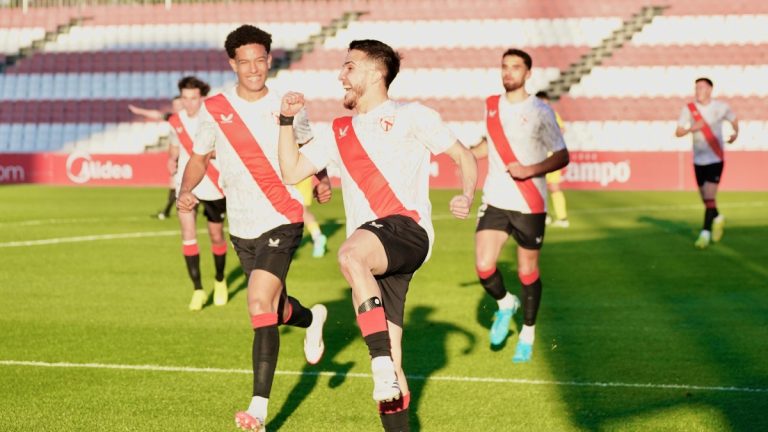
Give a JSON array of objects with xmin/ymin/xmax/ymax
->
[
  {"xmin": 694, "ymin": 231, "xmax": 711, "ymax": 249},
  {"xmin": 188, "ymin": 289, "xmax": 208, "ymax": 311},
  {"xmin": 213, "ymin": 279, "xmax": 228, "ymax": 306},
  {"xmin": 712, "ymin": 215, "xmax": 725, "ymax": 243}
]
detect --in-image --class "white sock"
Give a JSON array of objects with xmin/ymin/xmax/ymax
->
[
  {"xmin": 497, "ymin": 292, "xmax": 516, "ymax": 310},
  {"xmin": 519, "ymin": 325, "xmax": 535, "ymax": 344},
  {"xmin": 699, "ymin": 230, "xmax": 711, "ymax": 239},
  {"xmin": 247, "ymin": 396, "xmax": 268, "ymax": 422}
]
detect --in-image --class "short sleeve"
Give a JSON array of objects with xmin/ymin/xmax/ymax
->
[
  {"xmin": 722, "ymin": 102, "xmax": 737, "ymax": 122},
  {"xmin": 193, "ymin": 104, "xmax": 217, "ymax": 155},
  {"xmin": 540, "ymin": 105, "xmax": 566, "ymax": 152},
  {"xmin": 299, "ymin": 123, "xmax": 335, "ymax": 172},
  {"xmin": 408, "ymin": 103, "xmax": 457, "ymax": 155}
]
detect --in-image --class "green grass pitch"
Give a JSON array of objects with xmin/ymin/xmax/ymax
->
[{"xmin": 1, "ymin": 185, "xmax": 766, "ymax": 431}]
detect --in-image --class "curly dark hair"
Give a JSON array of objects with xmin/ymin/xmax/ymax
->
[
  {"xmin": 225, "ymin": 25, "xmax": 272, "ymax": 59},
  {"xmin": 502, "ymin": 48, "xmax": 532, "ymax": 70},
  {"xmin": 177, "ymin": 76, "xmax": 210, "ymax": 97},
  {"xmin": 349, "ymin": 39, "xmax": 402, "ymax": 89}
]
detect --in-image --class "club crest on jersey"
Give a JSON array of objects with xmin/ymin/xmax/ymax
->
[
  {"xmin": 219, "ymin": 113, "xmax": 234, "ymax": 124},
  {"xmin": 379, "ymin": 116, "xmax": 395, "ymax": 132},
  {"xmin": 338, "ymin": 125, "xmax": 349, "ymax": 138},
  {"xmin": 488, "ymin": 109, "xmax": 497, "ymax": 117},
  {"xmin": 268, "ymin": 238, "xmax": 280, "ymax": 247},
  {"xmin": 520, "ymin": 115, "xmax": 528, "ymax": 124},
  {"xmin": 175, "ymin": 126, "xmax": 184, "ymax": 133}
]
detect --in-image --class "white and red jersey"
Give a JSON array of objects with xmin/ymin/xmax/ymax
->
[
  {"xmin": 169, "ymin": 110, "xmax": 224, "ymax": 201},
  {"xmin": 194, "ymin": 87, "xmax": 313, "ymax": 239},
  {"xmin": 677, "ymin": 99, "xmax": 736, "ymax": 165},
  {"xmin": 300, "ymin": 100, "xmax": 456, "ymax": 260},
  {"xmin": 482, "ymin": 94, "xmax": 566, "ymax": 214}
]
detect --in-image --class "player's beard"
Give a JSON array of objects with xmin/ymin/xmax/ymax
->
[
  {"xmin": 343, "ymin": 84, "xmax": 364, "ymax": 110},
  {"xmin": 503, "ymin": 80, "xmax": 524, "ymax": 92}
]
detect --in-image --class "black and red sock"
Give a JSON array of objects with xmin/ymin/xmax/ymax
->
[
  {"xmin": 251, "ymin": 313, "xmax": 280, "ymax": 398},
  {"xmin": 519, "ymin": 270, "xmax": 542, "ymax": 326},
  {"xmin": 379, "ymin": 392, "xmax": 410, "ymax": 432},
  {"xmin": 182, "ymin": 241, "xmax": 202, "ymax": 290}
]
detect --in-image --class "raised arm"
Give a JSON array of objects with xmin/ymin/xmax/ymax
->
[
  {"xmin": 443, "ymin": 141, "xmax": 478, "ymax": 219},
  {"xmin": 278, "ymin": 92, "xmax": 322, "ymax": 184}
]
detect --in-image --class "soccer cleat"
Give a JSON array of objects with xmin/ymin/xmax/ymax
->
[
  {"xmin": 213, "ymin": 279, "xmax": 228, "ymax": 306},
  {"xmin": 489, "ymin": 299, "xmax": 519, "ymax": 346},
  {"xmin": 512, "ymin": 340, "xmax": 533, "ymax": 363},
  {"xmin": 234, "ymin": 411, "xmax": 265, "ymax": 432},
  {"xmin": 304, "ymin": 304, "xmax": 327, "ymax": 364},
  {"xmin": 712, "ymin": 215, "xmax": 725, "ymax": 243},
  {"xmin": 694, "ymin": 231, "xmax": 711, "ymax": 249},
  {"xmin": 312, "ymin": 234, "xmax": 327, "ymax": 258},
  {"xmin": 371, "ymin": 356, "xmax": 401, "ymax": 402},
  {"xmin": 551, "ymin": 219, "xmax": 570, "ymax": 228},
  {"xmin": 188, "ymin": 289, "xmax": 207, "ymax": 311}
]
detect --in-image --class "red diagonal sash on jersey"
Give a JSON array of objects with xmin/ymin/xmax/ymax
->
[
  {"xmin": 485, "ymin": 95, "xmax": 545, "ymax": 213},
  {"xmin": 168, "ymin": 113, "xmax": 224, "ymax": 195},
  {"xmin": 333, "ymin": 116, "xmax": 420, "ymax": 223},
  {"xmin": 204, "ymin": 95, "xmax": 302, "ymax": 223},
  {"xmin": 687, "ymin": 102, "xmax": 724, "ymax": 161}
]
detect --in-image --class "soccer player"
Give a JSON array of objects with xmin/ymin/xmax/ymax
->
[
  {"xmin": 129, "ymin": 97, "xmax": 183, "ymax": 220},
  {"xmin": 276, "ymin": 39, "xmax": 477, "ymax": 431},
  {"xmin": 176, "ymin": 25, "xmax": 328, "ymax": 432},
  {"xmin": 471, "ymin": 49, "xmax": 568, "ymax": 363},
  {"xmin": 535, "ymin": 90, "xmax": 569, "ymax": 228},
  {"xmin": 675, "ymin": 77, "xmax": 738, "ymax": 249},
  {"xmin": 162, "ymin": 78, "xmax": 229, "ymax": 311}
]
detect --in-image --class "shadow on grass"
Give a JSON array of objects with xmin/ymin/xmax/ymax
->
[
  {"xmin": 268, "ymin": 288, "xmax": 358, "ymax": 431},
  {"xmin": 403, "ymin": 305, "xmax": 476, "ymax": 431},
  {"xmin": 541, "ymin": 219, "xmax": 768, "ymax": 431}
]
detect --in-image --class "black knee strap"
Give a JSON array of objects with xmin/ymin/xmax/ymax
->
[{"xmin": 358, "ymin": 296, "xmax": 383, "ymax": 314}]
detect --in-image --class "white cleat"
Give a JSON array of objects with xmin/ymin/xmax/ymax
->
[
  {"xmin": 371, "ymin": 356, "xmax": 401, "ymax": 402},
  {"xmin": 304, "ymin": 304, "xmax": 327, "ymax": 365}
]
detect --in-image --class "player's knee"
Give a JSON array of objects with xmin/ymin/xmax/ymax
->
[
  {"xmin": 518, "ymin": 268, "xmax": 540, "ymax": 285},
  {"xmin": 476, "ymin": 263, "xmax": 496, "ymax": 280},
  {"xmin": 247, "ymin": 298, "xmax": 273, "ymax": 316},
  {"xmin": 337, "ymin": 244, "xmax": 365, "ymax": 274}
]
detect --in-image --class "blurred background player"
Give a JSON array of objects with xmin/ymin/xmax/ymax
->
[
  {"xmin": 168, "ymin": 76, "xmax": 229, "ymax": 311},
  {"xmin": 535, "ymin": 90, "xmax": 569, "ymax": 228},
  {"xmin": 471, "ymin": 49, "xmax": 568, "ymax": 363},
  {"xmin": 675, "ymin": 77, "xmax": 738, "ymax": 249},
  {"xmin": 128, "ymin": 97, "xmax": 183, "ymax": 220},
  {"xmin": 277, "ymin": 39, "xmax": 476, "ymax": 432},
  {"xmin": 295, "ymin": 175, "xmax": 328, "ymax": 257},
  {"xmin": 176, "ymin": 25, "xmax": 327, "ymax": 432}
]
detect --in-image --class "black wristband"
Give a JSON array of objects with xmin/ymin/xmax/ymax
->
[{"xmin": 279, "ymin": 114, "xmax": 294, "ymax": 126}]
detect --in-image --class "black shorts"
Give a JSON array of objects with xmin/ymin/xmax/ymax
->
[
  {"xmin": 230, "ymin": 223, "xmax": 303, "ymax": 283},
  {"xmin": 694, "ymin": 162, "xmax": 724, "ymax": 187},
  {"xmin": 197, "ymin": 198, "xmax": 226, "ymax": 223},
  {"xmin": 476, "ymin": 203, "xmax": 546, "ymax": 250},
  {"xmin": 357, "ymin": 215, "xmax": 429, "ymax": 327}
]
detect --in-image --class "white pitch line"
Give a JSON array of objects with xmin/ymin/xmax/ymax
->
[
  {"xmin": 1, "ymin": 360, "xmax": 765, "ymax": 394},
  {"xmin": 0, "ymin": 230, "xmax": 181, "ymax": 248}
]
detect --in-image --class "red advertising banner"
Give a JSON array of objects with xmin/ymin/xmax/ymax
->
[
  {"xmin": 0, "ymin": 152, "xmax": 168, "ymax": 186},
  {"xmin": 428, "ymin": 151, "xmax": 767, "ymax": 191},
  {"xmin": 2, "ymin": 151, "xmax": 766, "ymax": 191}
]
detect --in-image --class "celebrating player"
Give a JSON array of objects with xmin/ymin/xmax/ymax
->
[
  {"xmin": 471, "ymin": 49, "xmax": 569, "ymax": 363},
  {"xmin": 276, "ymin": 40, "xmax": 477, "ymax": 431},
  {"xmin": 176, "ymin": 25, "xmax": 327, "ymax": 432}
]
